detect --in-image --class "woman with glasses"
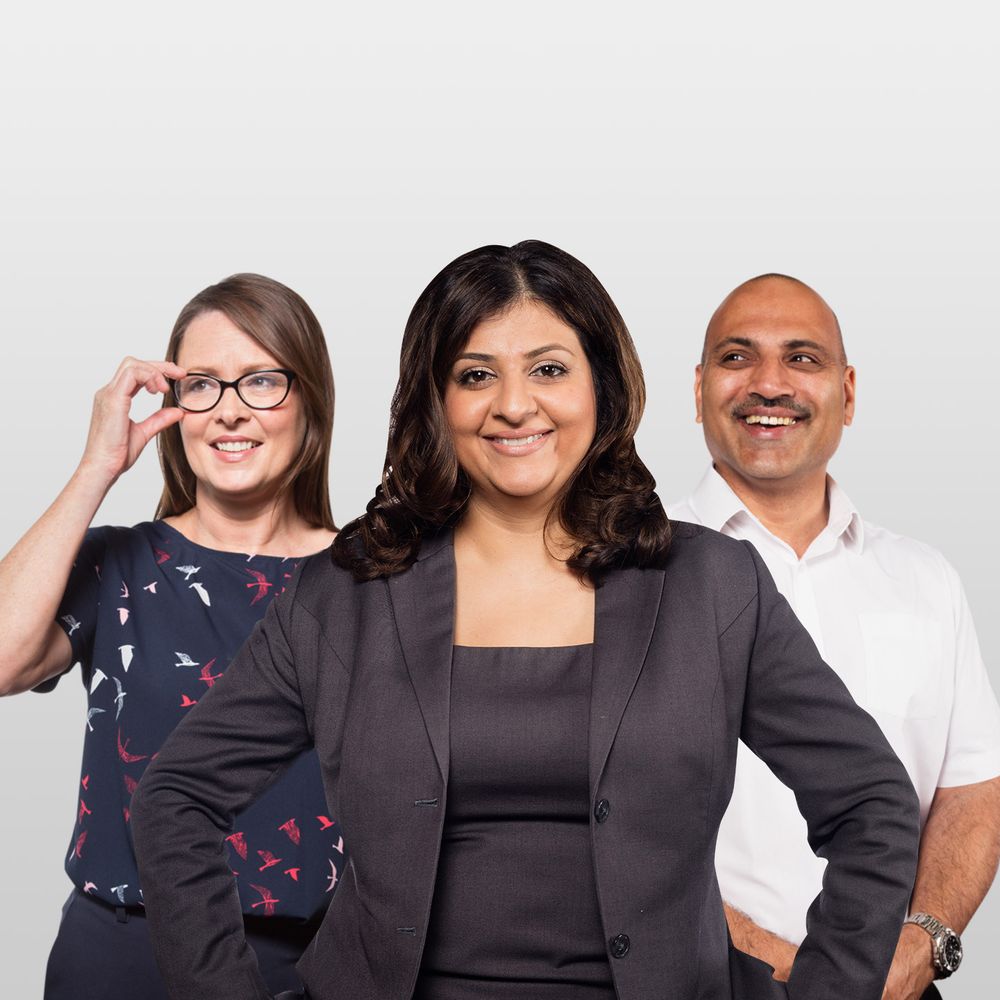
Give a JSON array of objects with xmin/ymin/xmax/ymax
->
[{"xmin": 0, "ymin": 274, "xmax": 341, "ymax": 1000}]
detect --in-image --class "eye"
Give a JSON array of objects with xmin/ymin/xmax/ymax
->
[
  {"xmin": 186, "ymin": 377, "xmax": 217, "ymax": 393},
  {"xmin": 531, "ymin": 362, "xmax": 569, "ymax": 378},
  {"xmin": 456, "ymin": 367, "xmax": 495, "ymax": 387},
  {"xmin": 244, "ymin": 372, "xmax": 282, "ymax": 389},
  {"xmin": 719, "ymin": 351, "xmax": 749, "ymax": 364},
  {"xmin": 788, "ymin": 353, "xmax": 819, "ymax": 365}
]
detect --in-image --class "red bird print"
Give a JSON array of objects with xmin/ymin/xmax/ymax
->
[
  {"xmin": 180, "ymin": 694, "xmax": 198, "ymax": 708},
  {"xmin": 226, "ymin": 832, "xmax": 249, "ymax": 861},
  {"xmin": 78, "ymin": 798, "xmax": 92, "ymax": 825},
  {"xmin": 284, "ymin": 868, "xmax": 301, "ymax": 881},
  {"xmin": 123, "ymin": 774, "xmax": 138, "ymax": 795},
  {"xmin": 248, "ymin": 883, "xmax": 280, "ymax": 915},
  {"xmin": 245, "ymin": 568, "xmax": 275, "ymax": 606},
  {"xmin": 123, "ymin": 807, "xmax": 130, "ymax": 823},
  {"xmin": 278, "ymin": 818, "xmax": 301, "ymax": 845},
  {"xmin": 257, "ymin": 849, "xmax": 282, "ymax": 871},
  {"xmin": 81, "ymin": 775, "xmax": 90, "ymax": 791},
  {"xmin": 198, "ymin": 659, "xmax": 222, "ymax": 688},
  {"xmin": 316, "ymin": 815, "xmax": 336, "ymax": 830},
  {"xmin": 73, "ymin": 831, "xmax": 87, "ymax": 859},
  {"xmin": 116, "ymin": 729, "xmax": 149, "ymax": 763},
  {"xmin": 153, "ymin": 547, "xmax": 171, "ymax": 565}
]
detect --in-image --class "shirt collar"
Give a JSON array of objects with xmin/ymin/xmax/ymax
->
[{"xmin": 684, "ymin": 465, "xmax": 865, "ymax": 553}]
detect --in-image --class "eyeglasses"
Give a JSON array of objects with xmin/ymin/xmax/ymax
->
[{"xmin": 169, "ymin": 369, "xmax": 296, "ymax": 412}]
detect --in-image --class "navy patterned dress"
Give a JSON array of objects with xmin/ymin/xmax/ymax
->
[{"xmin": 47, "ymin": 521, "xmax": 341, "ymax": 920}]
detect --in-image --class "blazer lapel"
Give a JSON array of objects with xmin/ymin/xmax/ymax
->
[
  {"xmin": 590, "ymin": 565, "xmax": 666, "ymax": 794},
  {"xmin": 387, "ymin": 531, "xmax": 455, "ymax": 784}
]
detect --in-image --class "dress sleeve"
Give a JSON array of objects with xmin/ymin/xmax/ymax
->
[
  {"xmin": 735, "ymin": 541, "xmax": 920, "ymax": 1000},
  {"xmin": 131, "ymin": 564, "xmax": 325, "ymax": 1000},
  {"xmin": 34, "ymin": 526, "xmax": 110, "ymax": 693}
]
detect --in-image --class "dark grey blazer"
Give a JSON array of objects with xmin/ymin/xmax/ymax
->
[{"xmin": 131, "ymin": 523, "xmax": 919, "ymax": 1000}]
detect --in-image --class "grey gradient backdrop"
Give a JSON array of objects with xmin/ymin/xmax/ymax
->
[{"xmin": 1, "ymin": 3, "xmax": 997, "ymax": 996}]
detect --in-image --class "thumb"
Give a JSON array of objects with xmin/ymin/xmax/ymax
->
[{"xmin": 136, "ymin": 407, "xmax": 185, "ymax": 444}]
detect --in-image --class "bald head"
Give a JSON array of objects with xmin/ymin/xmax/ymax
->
[{"xmin": 701, "ymin": 274, "xmax": 846, "ymax": 366}]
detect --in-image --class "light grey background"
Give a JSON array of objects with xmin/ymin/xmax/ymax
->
[{"xmin": 1, "ymin": 2, "xmax": 996, "ymax": 996}]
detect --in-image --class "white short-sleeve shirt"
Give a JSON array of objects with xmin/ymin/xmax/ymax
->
[{"xmin": 668, "ymin": 467, "xmax": 1000, "ymax": 945}]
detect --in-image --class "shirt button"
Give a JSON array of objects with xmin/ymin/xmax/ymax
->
[
  {"xmin": 594, "ymin": 798, "xmax": 611, "ymax": 823},
  {"xmin": 609, "ymin": 933, "xmax": 630, "ymax": 958}
]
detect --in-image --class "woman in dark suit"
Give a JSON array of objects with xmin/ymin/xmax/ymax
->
[{"xmin": 132, "ymin": 241, "xmax": 919, "ymax": 1000}]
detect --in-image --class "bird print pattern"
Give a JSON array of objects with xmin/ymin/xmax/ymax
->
[{"xmin": 52, "ymin": 521, "xmax": 340, "ymax": 920}]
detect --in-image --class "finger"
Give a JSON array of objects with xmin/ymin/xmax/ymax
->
[{"xmin": 135, "ymin": 407, "xmax": 184, "ymax": 444}]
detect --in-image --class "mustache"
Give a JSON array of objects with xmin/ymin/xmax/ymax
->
[{"xmin": 731, "ymin": 394, "xmax": 811, "ymax": 419}]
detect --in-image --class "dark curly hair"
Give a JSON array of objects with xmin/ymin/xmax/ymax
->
[{"xmin": 332, "ymin": 240, "xmax": 671, "ymax": 581}]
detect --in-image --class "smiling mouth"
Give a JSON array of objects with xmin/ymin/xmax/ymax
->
[
  {"xmin": 742, "ymin": 415, "xmax": 798, "ymax": 426},
  {"xmin": 212, "ymin": 441, "xmax": 261, "ymax": 452},
  {"xmin": 489, "ymin": 432, "xmax": 549, "ymax": 446}
]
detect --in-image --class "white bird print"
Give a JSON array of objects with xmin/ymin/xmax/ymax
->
[
  {"xmin": 189, "ymin": 582, "xmax": 211, "ymax": 607},
  {"xmin": 118, "ymin": 607, "xmax": 129, "ymax": 625},
  {"xmin": 325, "ymin": 860, "xmax": 338, "ymax": 893},
  {"xmin": 86, "ymin": 707, "xmax": 105, "ymax": 732},
  {"xmin": 246, "ymin": 553, "xmax": 256, "ymax": 562},
  {"xmin": 118, "ymin": 645, "xmax": 134, "ymax": 671},
  {"xmin": 175, "ymin": 565, "xmax": 200, "ymax": 581},
  {"xmin": 143, "ymin": 582, "xmax": 157, "ymax": 594},
  {"xmin": 332, "ymin": 835, "xmax": 344, "ymax": 854},
  {"xmin": 89, "ymin": 669, "xmax": 107, "ymax": 694},
  {"xmin": 112, "ymin": 676, "xmax": 126, "ymax": 720},
  {"xmin": 83, "ymin": 881, "xmax": 98, "ymax": 894},
  {"xmin": 111, "ymin": 884, "xmax": 128, "ymax": 903},
  {"xmin": 174, "ymin": 652, "xmax": 199, "ymax": 668},
  {"xmin": 61, "ymin": 614, "xmax": 81, "ymax": 636},
  {"xmin": 120, "ymin": 581, "xmax": 129, "ymax": 599}
]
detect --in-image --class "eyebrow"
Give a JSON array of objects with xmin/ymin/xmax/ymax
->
[
  {"xmin": 181, "ymin": 364, "xmax": 278, "ymax": 376},
  {"xmin": 455, "ymin": 342, "xmax": 576, "ymax": 363},
  {"xmin": 714, "ymin": 336, "xmax": 831, "ymax": 356}
]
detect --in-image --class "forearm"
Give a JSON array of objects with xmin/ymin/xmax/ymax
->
[
  {"xmin": 884, "ymin": 778, "xmax": 1000, "ymax": 999},
  {"xmin": 0, "ymin": 462, "xmax": 111, "ymax": 694},
  {"xmin": 724, "ymin": 902, "xmax": 797, "ymax": 980}
]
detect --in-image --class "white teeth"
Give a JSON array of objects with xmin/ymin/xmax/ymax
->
[
  {"xmin": 744, "ymin": 415, "xmax": 797, "ymax": 426},
  {"xmin": 214, "ymin": 441, "xmax": 259, "ymax": 452},
  {"xmin": 494, "ymin": 433, "xmax": 545, "ymax": 446}
]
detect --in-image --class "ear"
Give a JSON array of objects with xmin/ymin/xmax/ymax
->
[
  {"xmin": 694, "ymin": 364, "xmax": 704, "ymax": 424},
  {"xmin": 843, "ymin": 365, "xmax": 856, "ymax": 426}
]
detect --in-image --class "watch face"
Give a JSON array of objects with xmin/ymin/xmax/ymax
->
[{"xmin": 941, "ymin": 934, "xmax": 963, "ymax": 972}]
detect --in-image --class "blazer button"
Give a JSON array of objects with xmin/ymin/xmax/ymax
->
[
  {"xmin": 609, "ymin": 933, "xmax": 630, "ymax": 958},
  {"xmin": 594, "ymin": 798, "xmax": 611, "ymax": 823}
]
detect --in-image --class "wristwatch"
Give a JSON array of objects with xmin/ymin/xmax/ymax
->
[{"xmin": 904, "ymin": 912, "xmax": 963, "ymax": 979}]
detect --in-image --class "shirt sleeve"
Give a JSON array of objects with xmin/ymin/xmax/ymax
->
[
  {"xmin": 735, "ymin": 541, "xmax": 920, "ymax": 1000},
  {"xmin": 130, "ymin": 563, "xmax": 326, "ymax": 1000},
  {"xmin": 936, "ymin": 556, "xmax": 1000, "ymax": 787},
  {"xmin": 34, "ymin": 526, "xmax": 110, "ymax": 693}
]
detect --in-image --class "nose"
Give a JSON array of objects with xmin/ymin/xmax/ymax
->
[
  {"xmin": 492, "ymin": 373, "xmax": 538, "ymax": 425},
  {"xmin": 214, "ymin": 383, "xmax": 251, "ymax": 424},
  {"xmin": 748, "ymin": 353, "xmax": 795, "ymax": 401}
]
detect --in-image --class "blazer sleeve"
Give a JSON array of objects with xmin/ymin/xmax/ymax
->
[
  {"xmin": 735, "ymin": 542, "xmax": 920, "ymax": 1000},
  {"xmin": 131, "ymin": 564, "xmax": 331, "ymax": 1000}
]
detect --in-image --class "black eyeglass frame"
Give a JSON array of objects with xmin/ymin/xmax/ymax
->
[{"xmin": 168, "ymin": 369, "xmax": 297, "ymax": 413}]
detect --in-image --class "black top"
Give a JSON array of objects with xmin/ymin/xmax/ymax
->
[
  {"xmin": 416, "ymin": 644, "xmax": 615, "ymax": 999},
  {"xmin": 48, "ymin": 521, "xmax": 340, "ymax": 918}
]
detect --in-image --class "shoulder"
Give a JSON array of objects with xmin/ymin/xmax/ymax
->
[
  {"xmin": 858, "ymin": 518, "xmax": 960, "ymax": 594},
  {"xmin": 661, "ymin": 520, "xmax": 762, "ymax": 627}
]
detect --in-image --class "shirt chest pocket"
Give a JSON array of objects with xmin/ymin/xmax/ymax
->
[{"xmin": 858, "ymin": 612, "xmax": 946, "ymax": 720}]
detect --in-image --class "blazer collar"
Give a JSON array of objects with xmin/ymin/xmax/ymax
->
[{"xmin": 387, "ymin": 527, "xmax": 666, "ymax": 793}]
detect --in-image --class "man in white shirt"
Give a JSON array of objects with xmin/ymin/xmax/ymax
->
[{"xmin": 668, "ymin": 274, "xmax": 1000, "ymax": 1000}]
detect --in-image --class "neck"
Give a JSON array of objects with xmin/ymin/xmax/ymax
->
[
  {"xmin": 713, "ymin": 464, "xmax": 830, "ymax": 559},
  {"xmin": 169, "ymin": 491, "xmax": 313, "ymax": 556},
  {"xmin": 455, "ymin": 494, "xmax": 574, "ymax": 567}
]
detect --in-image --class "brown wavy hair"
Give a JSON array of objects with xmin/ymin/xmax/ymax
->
[
  {"xmin": 155, "ymin": 273, "xmax": 336, "ymax": 531},
  {"xmin": 333, "ymin": 240, "xmax": 670, "ymax": 581}
]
